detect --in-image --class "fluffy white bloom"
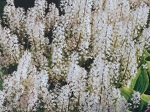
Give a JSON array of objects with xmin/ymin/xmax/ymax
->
[
  {"xmin": 0, "ymin": 0, "xmax": 149, "ymax": 111},
  {"xmin": 67, "ymin": 63, "xmax": 87, "ymax": 93},
  {"xmin": 131, "ymin": 91, "xmax": 141, "ymax": 108},
  {"xmin": 0, "ymin": 51, "xmax": 49, "ymax": 111},
  {"xmin": 0, "ymin": 91, "xmax": 5, "ymax": 111},
  {"xmin": 17, "ymin": 51, "xmax": 31, "ymax": 80},
  {"xmin": 0, "ymin": 26, "xmax": 20, "ymax": 64}
]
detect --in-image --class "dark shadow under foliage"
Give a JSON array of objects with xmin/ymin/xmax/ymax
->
[
  {"xmin": 1, "ymin": 63, "xmax": 18, "ymax": 75},
  {"xmin": 14, "ymin": 0, "xmax": 62, "ymax": 15},
  {"xmin": 48, "ymin": 79, "xmax": 67, "ymax": 90},
  {"xmin": 14, "ymin": 0, "xmax": 35, "ymax": 11},
  {"xmin": 45, "ymin": 28, "xmax": 54, "ymax": 44},
  {"xmin": 78, "ymin": 58, "xmax": 94, "ymax": 72},
  {"xmin": 0, "ymin": 0, "xmax": 6, "ymax": 17}
]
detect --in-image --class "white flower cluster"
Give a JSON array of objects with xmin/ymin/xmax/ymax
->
[
  {"xmin": 0, "ymin": 0, "xmax": 149, "ymax": 111},
  {"xmin": 131, "ymin": 91, "xmax": 141, "ymax": 108},
  {"xmin": 0, "ymin": 51, "xmax": 49, "ymax": 111},
  {"xmin": 0, "ymin": 26, "xmax": 20, "ymax": 66}
]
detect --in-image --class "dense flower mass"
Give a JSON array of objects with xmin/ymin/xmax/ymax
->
[{"xmin": 0, "ymin": 0, "xmax": 149, "ymax": 111}]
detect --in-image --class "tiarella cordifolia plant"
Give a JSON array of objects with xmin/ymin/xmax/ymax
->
[{"xmin": 0, "ymin": 0, "xmax": 149, "ymax": 111}]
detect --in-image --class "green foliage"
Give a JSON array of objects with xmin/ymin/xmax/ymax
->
[
  {"xmin": 130, "ymin": 68, "xmax": 141, "ymax": 89},
  {"xmin": 141, "ymin": 94, "xmax": 150, "ymax": 103},
  {"xmin": 120, "ymin": 87, "xmax": 134, "ymax": 100},
  {"xmin": 121, "ymin": 49, "xmax": 150, "ymax": 112},
  {"xmin": 138, "ymin": 100, "xmax": 147, "ymax": 111},
  {"xmin": 133, "ymin": 66, "xmax": 149, "ymax": 94},
  {"xmin": 146, "ymin": 56, "xmax": 150, "ymax": 74}
]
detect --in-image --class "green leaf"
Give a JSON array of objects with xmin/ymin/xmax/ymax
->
[
  {"xmin": 126, "ymin": 110, "xmax": 132, "ymax": 112},
  {"xmin": 141, "ymin": 94, "xmax": 150, "ymax": 103},
  {"xmin": 144, "ymin": 50, "xmax": 150, "ymax": 59},
  {"xmin": 134, "ymin": 67, "xmax": 149, "ymax": 93},
  {"xmin": 146, "ymin": 56, "xmax": 150, "ymax": 61},
  {"xmin": 145, "ymin": 56, "xmax": 150, "ymax": 73},
  {"xmin": 138, "ymin": 99, "xmax": 147, "ymax": 111},
  {"xmin": 130, "ymin": 68, "xmax": 141, "ymax": 89},
  {"xmin": 145, "ymin": 83, "xmax": 150, "ymax": 94},
  {"xmin": 120, "ymin": 87, "xmax": 134, "ymax": 100}
]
